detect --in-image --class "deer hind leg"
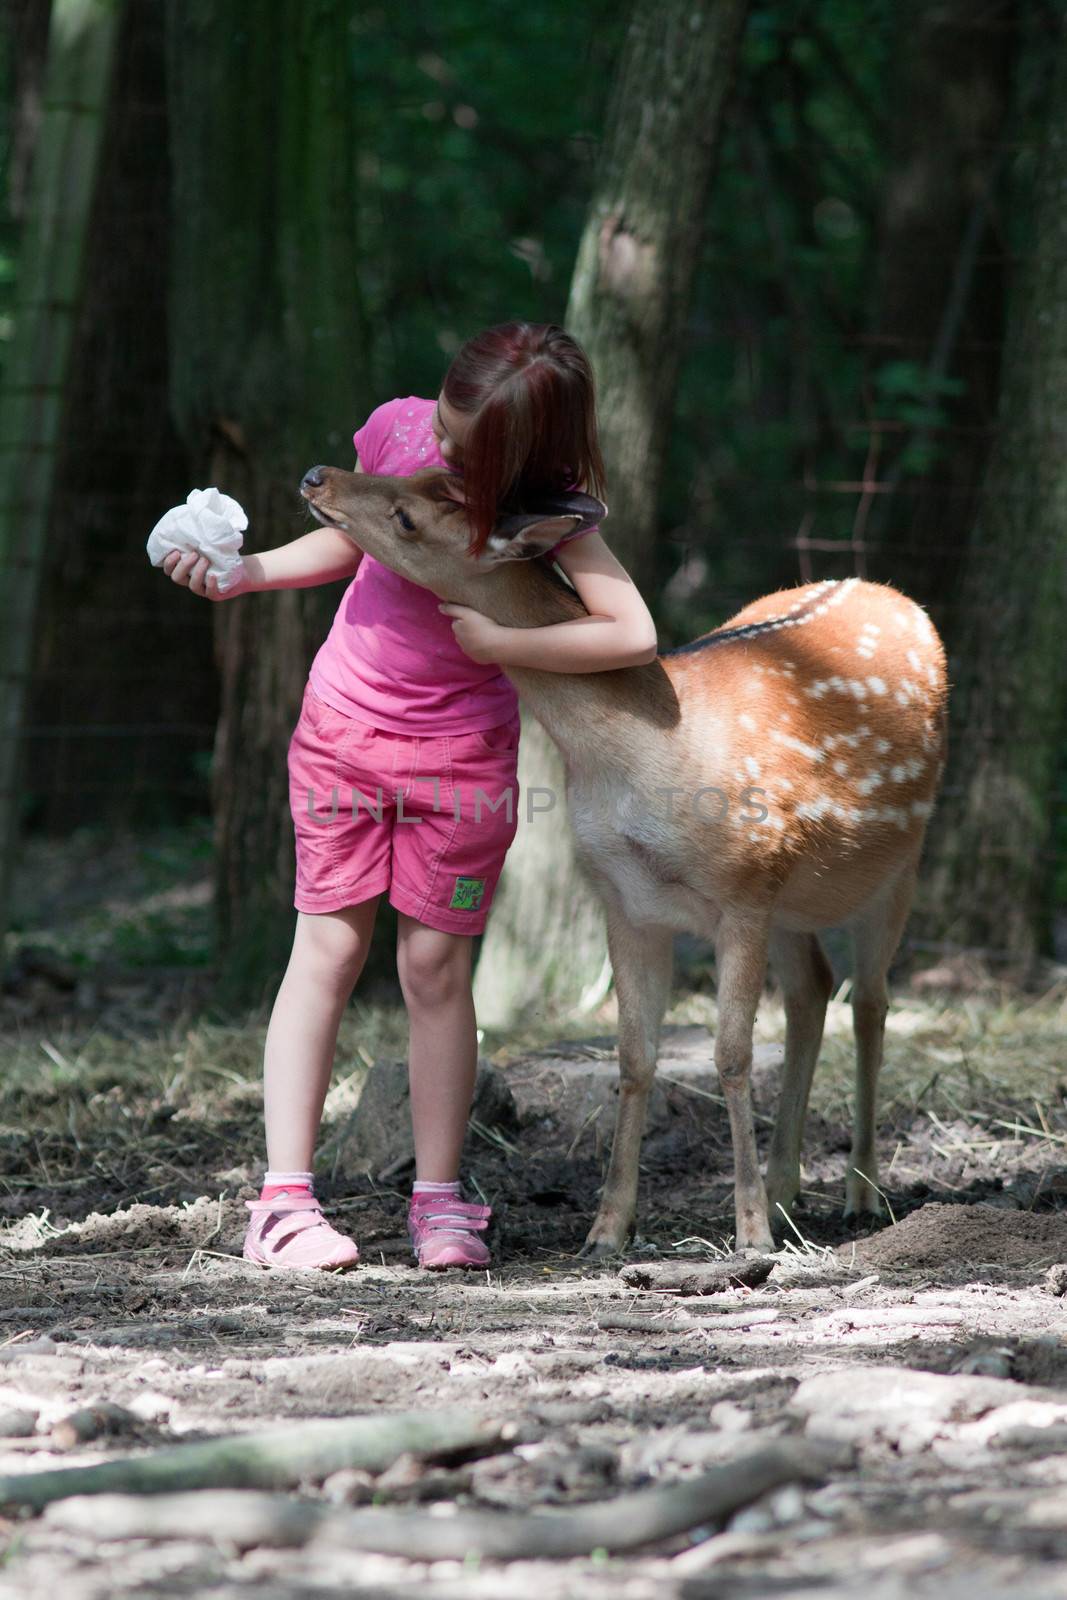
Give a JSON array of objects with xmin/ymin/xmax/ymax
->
[
  {"xmin": 715, "ymin": 912, "xmax": 774, "ymax": 1252},
  {"xmin": 845, "ymin": 860, "xmax": 918, "ymax": 1221},
  {"xmin": 764, "ymin": 929, "xmax": 834, "ymax": 1227},
  {"xmin": 580, "ymin": 907, "xmax": 673, "ymax": 1258}
]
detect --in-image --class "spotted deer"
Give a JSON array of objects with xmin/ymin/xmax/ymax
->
[{"xmin": 300, "ymin": 464, "xmax": 948, "ymax": 1253}]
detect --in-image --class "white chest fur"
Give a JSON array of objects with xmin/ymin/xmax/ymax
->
[{"xmin": 567, "ymin": 776, "xmax": 716, "ymax": 933}]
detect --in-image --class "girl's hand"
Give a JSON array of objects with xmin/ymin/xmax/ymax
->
[
  {"xmin": 161, "ymin": 549, "xmax": 249, "ymax": 600},
  {"xmin": 438, "ymin": 602, "xmax": 506, "ymax": 663}
]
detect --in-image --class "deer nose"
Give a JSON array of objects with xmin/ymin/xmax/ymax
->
[{"xmin": 301, "ymin": 466, "xmax": 327, "ymax": 492}]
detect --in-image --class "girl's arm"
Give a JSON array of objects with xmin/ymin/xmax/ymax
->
[
  {"xmin": 162, "ymin": 464, "xmax": 366, "ymax": 599},
  {"xmin": 244, "ymin": 526, "xmax": 363, "ymax": 592},
  {"xmin": 440, "ymin": 530, "xmax": 658, "ymax": 672}
]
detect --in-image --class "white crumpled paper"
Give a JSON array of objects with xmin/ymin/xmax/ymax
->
[{"xmin": 146, "ymin": 488, "xmax": 248, "ymax": 592}]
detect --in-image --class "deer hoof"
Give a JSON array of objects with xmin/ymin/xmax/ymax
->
[
  {"xmin": 577, "ymin": 1236, "xmax": 625, "ymax": 1261},
  {"xmin": 735, "ymin": 1221, "xmax": 776, "ymax": 1254},
  {"xmin": 578, "ymin": 1214, "xmax": 635, "ymax": 1259}
]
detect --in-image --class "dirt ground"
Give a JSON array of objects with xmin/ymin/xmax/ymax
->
[{"xmin": 4, "ymin": 961, "xmax": 1067, "ymax": 1600}]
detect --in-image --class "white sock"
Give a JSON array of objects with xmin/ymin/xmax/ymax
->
[
  {"xmin": 413, "ymin": 1180, "xmax": 461, "ymax": 1195},
  {"xmin": 263, "ymin": 1169, "xmax": 314, "ymax": 1189}
]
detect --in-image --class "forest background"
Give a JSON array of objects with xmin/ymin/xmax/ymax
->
[{"xmin": 0, "ymin": 0, "xmax": 1064, "ymax": 1021}]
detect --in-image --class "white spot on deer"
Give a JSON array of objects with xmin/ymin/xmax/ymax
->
[
  {"xmin": 888, "ymin": 757, "xmax": 925, "ymax": 783},
  {"xmin": 833, "ymin": 759, "xmax": 848, "ymax": 776},
  {"xmin": 771, "ymin": 730, "xmax": 825, "ymax": 762},
  {"xmin": 738, "ymin": 712, "xmax": 757, "ymax": 731},
  {"xmin": 856, "ymin": 771, "xmax": 884, "ymax": 796},
  {"xmin": 848, "ymin": 679, "xmax": 868, "ymax": 700},
  {"xmin": 867, "ymin": 676, "xmax": 887, "ymax": 696},
  {"xmin": 805, "ymin": 681, "xmax": 829, "ymax": 699},
  {"xmin": 875, "ymin": 737, "xmax": 891, "ymax": 754},
  {"xmin": 796, "ymin": 795, "xmax": 833, "ymax": 821},
  {"xmin": 862, "ymin": 803, "xmax": 910, "ymax": 829},
  {"xmin": 911, "ymin": 799, "xmax": 934, "ymax": 818},
  {"xmin": 907, "ymin": 649, "xmax": 922, "ymax": 672},
  {"xmin": 776, "ymin": 777, "xmax": 794, "ymax": 792},
  {"xmin": 744, "ymin": 756, "xmax": 761, "ymax": 780}
]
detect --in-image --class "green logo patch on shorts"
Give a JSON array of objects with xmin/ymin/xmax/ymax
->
[{"xmin": 450, "ymin": 876, "xmax": 486, "ymax": 911}]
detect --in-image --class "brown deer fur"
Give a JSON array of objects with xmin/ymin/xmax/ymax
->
[{"xmin": 300, "ymin": 466, "xmax": 948, "ymax": 1253}]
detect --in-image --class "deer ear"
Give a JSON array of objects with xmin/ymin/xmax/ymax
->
[
  {"xmin": 535, "ymin": 489, "xmax": 607, "ymax": 527},
  {"xmin": 481, "ymin": 513, "xmax": 584, "ymax": 565},
  {"xmin": 479, "ymin": 489, "xmax": 607, "ymax": 565}
]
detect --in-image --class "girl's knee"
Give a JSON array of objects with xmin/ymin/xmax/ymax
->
[
  {"xmin": 294, "ymin": 909, "xmax": 371, "ymax": 988},
  {"xmin": 398, "ymin": 934, "xmax": 470, "ymax": 1010}
]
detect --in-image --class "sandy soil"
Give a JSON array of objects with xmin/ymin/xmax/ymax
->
[{"xmin": 2, "ymin": 1016, "xmax": 1067, "ymax": 1599}]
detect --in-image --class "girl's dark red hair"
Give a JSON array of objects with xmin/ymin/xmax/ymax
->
[{"xmin": 441, "ymin": 322, "xmax": 606, "ymax": 555}]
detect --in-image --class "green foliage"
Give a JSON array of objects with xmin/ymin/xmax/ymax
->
[
  {"xmin": 871, "ymin": 360, "xmax": 966, "ymax": 473},
  {"xmin": 0, "ymin": 25, "xmax": 15, "ymax": 375},
  {"xmin": 348, "ymin": 0, "xmax": 625, "ymax": 401},
  {"xmin": 663, "ymin": 0, "xmax": 898, "ymax": 629}
]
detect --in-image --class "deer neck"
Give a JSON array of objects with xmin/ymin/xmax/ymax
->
[{"xmin": 467, "ymin": 561, "xmax": 681, "ymax": 764}]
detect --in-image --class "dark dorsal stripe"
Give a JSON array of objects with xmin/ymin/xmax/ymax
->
[{"xmin": 662, "ymin": 580, "xmax": 851, "ymax": 658}]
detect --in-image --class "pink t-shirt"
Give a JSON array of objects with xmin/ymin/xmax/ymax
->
[{"xmin": 308, "ymin": 395, "xmax": 597, "ymax": 735}]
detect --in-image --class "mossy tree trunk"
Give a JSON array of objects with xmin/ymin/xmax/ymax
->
[
  {"xmin": 473, "ymin": 0, "xmax": 750, "ymax": 1029},
  {"xmin": 0, "ymin": 0, "xmax": 123, "ymax": 970},
  {"xmin": 922, "ymin": 13, "xmax": 1067, "ymax": 972},
  {"xmin": 164, "ymin": 1, "xmax": 371, "ymax": 1006}
]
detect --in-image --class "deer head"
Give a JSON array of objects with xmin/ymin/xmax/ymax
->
[{"xmin": 299, "ymin": 464, "xmax": 605, "ymax": 608}]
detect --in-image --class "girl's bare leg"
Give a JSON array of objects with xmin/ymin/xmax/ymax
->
[
  {"xmin": 263, "ymin": 899, "xmax": 381, "ymax": 1171},
  {"xmin": 396, "ymin": 913, "xmax": 478, "ymax": 1181}
]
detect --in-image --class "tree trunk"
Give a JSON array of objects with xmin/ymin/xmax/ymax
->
[
  {"xmin": 164, "ymin": 1, "xmax": 371, "ymax": 1004},
  {"xmin": 0, "ymin": 0, "xmax": 122, "ymax": 970},
  {"xmin": 474, "ymin": 0, "xmax": 749, "ymax": 1028},
  {"xmin": 21, "ymin": 0, "xmax": 207, "ymax": 840},
  {"xmin": 864, "ymin": 0, "xmax": 1016, "ymax": 613},
  {"xmin": 921, "ymin": 13, "xmax": 1067, "ymax": 971}
]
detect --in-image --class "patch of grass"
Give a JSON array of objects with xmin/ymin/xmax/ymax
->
[{"xmin": 667, "ymin": 983, "xmax": 1067, "ymax": 1131}]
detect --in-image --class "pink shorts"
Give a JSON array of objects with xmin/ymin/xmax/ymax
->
[{"xmin": 288, "ymin": 684, "xmax": 521, "ymax": 935}]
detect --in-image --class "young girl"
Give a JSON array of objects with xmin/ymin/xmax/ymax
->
[{"xmin": 162, "ymin": 321, "xmax": 658, "ymax": 1271}]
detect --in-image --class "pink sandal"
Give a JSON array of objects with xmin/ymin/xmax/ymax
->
[
  {"xmin": 243, "ymin": 1194, "xmax": 360, "ymax": 1271},
  {"xmin": 408, "ymin": 1194, "xmax": 492, "ymax": 1270}
]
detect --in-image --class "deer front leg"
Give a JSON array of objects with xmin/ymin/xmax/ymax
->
[
  {"xmin": 715, "ymin": 913, "xmax": 774, "ymax": 1252},
  {"xmin": 764, "ymin": 930, "xmax": 833, "ymax": 1224},
  {"xmin": 580, "ymin": 911, "xmax": 673, "ymax": 1258},
  {"xmin": 845, "ymin": 863, "xmax": 916, "ymax": 1222}
]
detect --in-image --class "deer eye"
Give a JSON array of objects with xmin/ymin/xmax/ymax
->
[{"xmin": 393, "ymin": 506, "xmax": 416, "ymax": 534}]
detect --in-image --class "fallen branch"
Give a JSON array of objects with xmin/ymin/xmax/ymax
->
[
  {"xmin": 597, "ymin": 1308, "xmax": 780, "ymax": 1334},
  {"xmin": 0, "ymin": 1408, "xmax": 507, "ymax": 1513},
  {"xmin": 52, "ymin": 1403, "xmax": 144, "ymax": 1451},
  {"xmin": 619, "ymin": 1256, "xmax": 776, "ymax": 1295},
  {"xmin": 814, "ymin": 1306, "xmax": 964, "ymax": 1331},
  {"xmin": 43, "ymin": 1440, "xmax": 831, "ymax": 1558}
]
